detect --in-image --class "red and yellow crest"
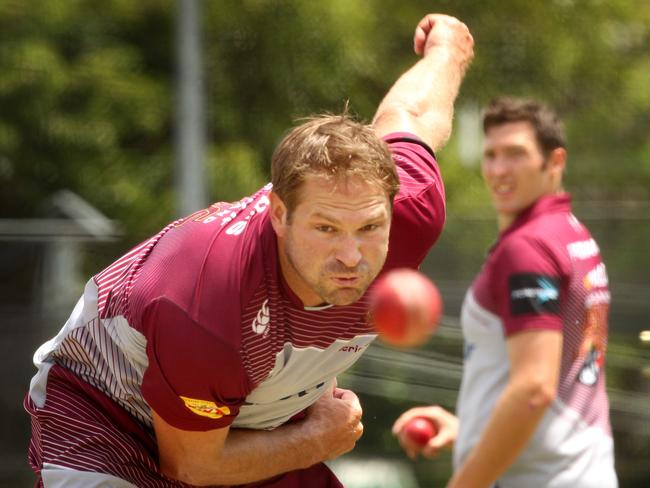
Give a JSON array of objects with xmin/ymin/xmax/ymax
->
[{"xmin": 180, "ymin": 396, "xmax": 231, "ymax": 419}]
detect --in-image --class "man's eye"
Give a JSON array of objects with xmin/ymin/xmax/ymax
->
[
  {"xmin": 361, "ymin": 224, "xmax": 379, "ymax": 232},
  {"xmin": 316, "ymin": 225, "xmax": 335, "ymax": 233},
  {"xmin": 507, "ymin": 148, "xmax": 527, "ymax": 157}
]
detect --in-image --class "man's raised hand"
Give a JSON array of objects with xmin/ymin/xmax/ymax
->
[{"xmin": 414, "ymin": 13, "xmax": 474, "ymax": 71}]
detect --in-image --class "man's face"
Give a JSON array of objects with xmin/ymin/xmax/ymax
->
[
  {"xmin": 271, "ymin": 174, "xmax": 392, "ymax": 307},
  {"xmin": 482, "ymin": 121, "xmax": 560, "ymax": 223}
]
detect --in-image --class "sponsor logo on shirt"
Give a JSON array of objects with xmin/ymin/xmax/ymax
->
[
  {"xmin": 173, "ymin": 202, "xmax": 227, "ymax": 228},
  {"xmin": 222, "ymin": 191, "xmax": 271, "ymax": 236},
  {"xmin": 567, "ymin": 238, "xmax": 599, "ymax": 261},
  {"xmin": 251, "ymin": 299, "xmax": 270, "ymax": 336},
  {"xmin": 577, "ymin": 302, "xmax": 609, "ymax": 386},
  {"xmin": 583, "ymin": 263, "xmax": 608, "ymax": 290},
  {"xmin": 585, "ymin": 290, "xmax": 611, "ymax": 308},
  {"xmin": 567, "ymin": 213, "xmax": 583, "ymax": 232},
  {"xmin": 509, "ymin": 274, "xmax": 560, "ymax": 315},
  {"xmin": 338, "ymin": 344, "xmax": 367, "ymax": 353},
  {"xmin": 180, "ymin": 396, "xmax": 231, "ymax": 419}
]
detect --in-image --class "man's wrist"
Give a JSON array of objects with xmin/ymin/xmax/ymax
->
[
  {"xmin": 290, "ymin": 420, "xmax": 324, "ymax": 469},
  {"xmin": 423, "ymin": 44, "xmax": 472, "ymax": 72}
]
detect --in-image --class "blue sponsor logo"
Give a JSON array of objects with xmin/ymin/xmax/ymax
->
[
  {"xmin": 536, "ymin": 278, "xmax": 559, "ymax": 304},
  {"xmin": 509, "ymin": 273, "xmax": 561, "ymax": 316}
]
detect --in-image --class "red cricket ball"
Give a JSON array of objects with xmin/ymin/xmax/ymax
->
[
  {"xmin": 368, "ymin": 268, "xmax": 442, "ymax": 347},
  {"xmin": 404, "ymin": 417, "xmax": 437, "ymax": 446}
]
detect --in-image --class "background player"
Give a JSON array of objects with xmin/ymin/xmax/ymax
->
[
  {"xmin": 25, "ymin": 14, "xmax": 474, "ymax": 488},
  {"xmin": 393, "ymin": 97, "xmax": 618, "ymax": 487}
]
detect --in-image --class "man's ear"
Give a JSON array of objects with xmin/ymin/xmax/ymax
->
[
  {"xmin": 269, "ymin": 191, "xmax": 288, "ymax": 237},
  {"xmin": 549, "ymin": 147, "xmax": 567, "ymax": 174}
]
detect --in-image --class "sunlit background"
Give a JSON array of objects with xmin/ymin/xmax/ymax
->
[{"xmin": 1, "ymin": 1, "xmax": 649, "ymax": 487}]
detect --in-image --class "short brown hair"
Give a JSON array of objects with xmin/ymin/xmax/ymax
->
[
  {"xmin": 271, "ymin": 112, "xmax": 399, "ymax": 215},
  {"xmin": 482, "ymin": 97, "xmax": 566, "ymax": 157}
]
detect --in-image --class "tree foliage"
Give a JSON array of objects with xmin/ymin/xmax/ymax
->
[{"xmin": 2, "ymin": 0, "xmax": 649, "ymax": 241}]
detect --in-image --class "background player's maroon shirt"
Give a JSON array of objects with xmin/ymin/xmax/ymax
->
[{"xmin": 455, "ymin": 194, "xmax": 617, "ymax": 487}]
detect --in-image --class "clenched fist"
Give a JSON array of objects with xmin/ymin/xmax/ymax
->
[{"xmin": 414, "ymin": 14, "xmax": 474, "ymax": 71}]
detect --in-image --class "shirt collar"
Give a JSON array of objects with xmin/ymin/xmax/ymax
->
[{"xmin": 498, "ymin": 192, "xmax": 572, "ymax": 241}]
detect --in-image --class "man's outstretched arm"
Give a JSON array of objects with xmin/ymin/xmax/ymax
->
[{"xmin": 373, "ymin": 14, "xmax": 474, "ymax": 152}]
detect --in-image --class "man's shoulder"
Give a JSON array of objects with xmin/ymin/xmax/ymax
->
[
  {"xmin": 176, "ymin": 195, "xmax": 274, "ymax": 307},
  {"xmin": 383, "ymin": 132, "xmax": 440, "ymax": 196},
  {"xmin": 381, "ymin": 132, "xmax": 446, "ymax": 269},
  {"xmin": 493, "ymin": 209, "xmax": 599, "ymax": 280},
  {"xmin": 167, "ymin": 186, "xmax": 273, "ymax": 271},
  {"xmin": 517, "ymin": 208, "xmax": 597, "ymax": 256},
  {"xmin": 490, "ymin": 220, "xmax": 563, "ymax": 274},
  {"xmin": 127, "ymin": 187, "xmax": 275, "ymax": 326}
]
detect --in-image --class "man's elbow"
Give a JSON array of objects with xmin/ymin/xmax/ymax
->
[
  {"xmin": 526, "ymin": 381, "xmax": 557, "ymax": 411},
  {"xmin": 159, "ymin": 461, "xmax": 192, "ymax": 485},
  {"xmin": 159, "ymin": 459, "xmax": 212, "ymax": 487},
  {"xmin": 373, "ymin": 105, "xmax": 449, "ymax": 151}
]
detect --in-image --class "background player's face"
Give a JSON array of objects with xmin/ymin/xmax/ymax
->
[
  {"xmin": 481, "ymin": 121, "xmax": 563, "ymax": 225},
  {"xmin": 271, "ymin": 174, "xmax": 391, "ymax": 307}
]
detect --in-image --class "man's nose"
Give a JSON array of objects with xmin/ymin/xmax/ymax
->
[
  {"xmin": 487, "ymin": 156, "xmax": 509, "ymax": 176},
  {"xmin": 335, "ymin": 234, "xmax": 363, "ymax": 268}
]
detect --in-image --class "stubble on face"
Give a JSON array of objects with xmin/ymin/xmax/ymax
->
[
  {"xmin": 278, "ymin": 175, "xmax": 391, "ymax": 307},
  {"xmin": 283, "ymin": 224, "xmax": 381, "ymax": 306}
]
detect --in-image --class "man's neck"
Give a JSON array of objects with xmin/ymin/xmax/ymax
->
[
  {"xmin": 497, "ymin": 213, "xmax": 516, "ymax": 232},
  {"xmin": 497, "ymin": 189, "xmax": 565, "ymax": 232}
]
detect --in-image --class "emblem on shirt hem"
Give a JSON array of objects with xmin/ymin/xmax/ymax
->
[
  {"xmin": 180, "ymin": 396, "xmax": 231, "ymax": 419},
  {"xmin": 251, "ymin": 299, "xmax": 270, "ymax": 336}
]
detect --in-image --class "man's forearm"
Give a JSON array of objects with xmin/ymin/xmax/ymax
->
[
  {"xmin": 212, "ymin": 423, "xmax": 320, "ymax": 484},
  {"xmin": 373, "ymin": 46, "xmax": 465, "ymax": 151},
  {"xmin": 447, "ymin": 384, "xmax": 552, "ymax": 488},
  {"xmin": 158, "ymin": 386, "xmax": 364, "ymax": 486},
  {"xmin": 162, "ymin": 421, "xmax": 321, "ymax": 486},
  {"xmin": 373, "ymin": 14, "xmax": 473, "ymax": 152}
]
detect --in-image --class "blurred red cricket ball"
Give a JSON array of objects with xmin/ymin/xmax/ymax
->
[
  {"xmin": 405, "ymin": 417, "xmax": 437, "ymax": 446},
  {"xmin": 368, "ymin": 268, "xmax": 442, "ymax": 347}
]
